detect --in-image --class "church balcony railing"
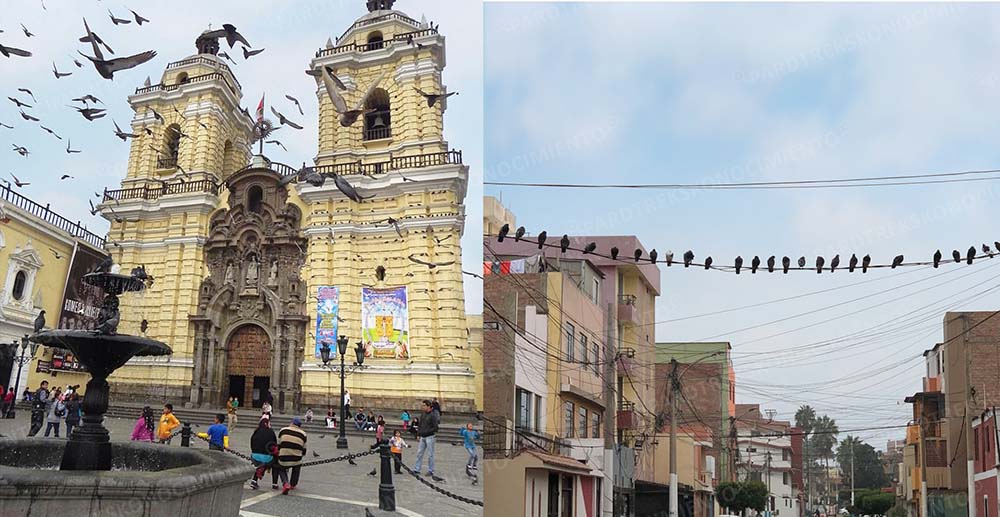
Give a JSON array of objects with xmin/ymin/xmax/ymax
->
[
  {"xmin": 363, "ymin": 125, "xmax": 392, "ymax": 141},
  {"xmin": 311, "ymin": 149, "xmax": 463, "ymax": 177},
  {"xmin": 334, "ymin": 12, "xmax": 421, "ymax": 44},
  {"xmin": 0, "ymin": 183, "xmax": 106, "ymax": 248},
  {"xmin": 102, "ymin": 179, "xmax": 219, "ymax": 203},
  {"xmin": 318, "ymin": 28, "xmax": 438, "ymax": 58},
  {"xmin": 165, "ymin": 56, "xmax": 242, "ymax": 90},
  {"xmin": 134, "ymin": 72, "xmax": 239, "ymax": 98}
]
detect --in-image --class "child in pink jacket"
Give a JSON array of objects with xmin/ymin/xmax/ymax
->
[{"xmin": 131, "ymin": 406, "xmax": 156, "ymax": 442}]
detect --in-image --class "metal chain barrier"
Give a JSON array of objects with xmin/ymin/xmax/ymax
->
[
  {"xmin": 190, "ymin": 433, "xmax": 377, "ymax": 466},
  {"xmin": 298, "ymin": 448, "xmax": 378, "ymax": 468},
  {"xmin": 397, "ymin": 461, "xmax": 484, "ymax": 507}
]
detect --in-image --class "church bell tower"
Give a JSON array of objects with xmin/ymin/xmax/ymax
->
[
  {"xmin": 299, "ymin": 1, "xmax": 475, "ymax": 411},
  {"xmin": 98, "ymin": 33, "xmax": 252, "ymax": 402}
]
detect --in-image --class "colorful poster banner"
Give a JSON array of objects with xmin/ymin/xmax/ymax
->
[
  {"xmin": 360, "ymin": 286, "xmax": 409, "ymax": 359},
  {"xmin": 314, "ymin": 286, "xmax": 340, "ymax": 358}
]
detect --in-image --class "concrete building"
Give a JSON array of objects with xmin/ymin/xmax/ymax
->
[
  {"xmin": 93, "ymin": 2, "xmax": 477, "ymax": 413},
  {"xmin": 483, "ymin": 195, "xmax": 515, "ymax": 239},
  {"xmin": 736, "ymin": 405, "xmax": 801, "ymax": 517},
  {"xmin": 655, "ymin": 342, "xmax": 736, "ymax": 483},
  {"xmin": 483, "ymin": 265, "xmax": 608, "ymax": 517},
  {"xmin": 972, "ymin": 409, "xmax": 999, "ymax": 517},
  {"xmin": 902, "ymin": 344, "xmax": 953, "ymax": 517},
  {"xmin": 643, "ymin": 424, "xmax": 719, "ymax": 517},
  {"xmin": 0, "ymin": 185, "xmax": 107, "ymax": 397}
]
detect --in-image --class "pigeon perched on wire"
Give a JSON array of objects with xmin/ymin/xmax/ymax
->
[
  {"xmin": 649, "ymin": 249, "xmax": 658, "ymax": 264},
  {"xmin": 967, "ymin": 246, "xmax": 976, "ymax": 265},
  {"xmin": 703, "ymin": 256, "xmax": 712, "ymax": 270},
  {"xmin": 767, "ymin": 256, "xmax": 775, "ymax": 273},
  {"xmin": 830, "ymin": 255, "xmax": 840, "ymax": 272},
  {"xmin": 782, "ymin": 256, "xmax": 790, "ymax": 274},
  {"xmin": 514, "ymin": 226, "xmax": 525, "ymax": 242},
  {"xmin": 559, "ymin": 235, "xmax": 570, "ymax": 253},
  {"xmin": 664, "ymin": 251, "xmax": 674, "ymax": 266},
  {"xmin": 734, "ymin": 256, "xmax": 743, "ymax": 274},
  {"xmin": 891, "ymin": 255, "xmax": 904, "ymax": 269},
  {"xmin": 815, "ymin": 256, "xmax": 824, "ymax": 273},
  {"xmin": 634, "ymin": 249, "xmax": 643, "ymax": 262},
  {"xmin": 862, "ymin": 255, "xmax": 871, "ymax": 273},
  {"xmin": 933, "ymin": 250, "xmax": 942, "ymax": 268},
  {"xmin": 683, "ymin": 250, "xmax": 694, "ymax": 268},
  {"xmin": 536, "ymin": 231, "xmax": 546, "ymax": 250},
  {"xmin": 751, "ymin": 256, "xmax": 760, "ymax": 274},
  {"xmin": 797, "ymin": 256, "xmax": 806, "ymax": 268},
  {"xmin": 849, "ymin": 254, "xmax": 858, "ymax": 273},
  {"xmin": 610, "ymin": 247, "xmax": 619, "ymax": 260},
  {"xmin": 952, "ymin": 250, "xmax": 961, "ymax": 263}
]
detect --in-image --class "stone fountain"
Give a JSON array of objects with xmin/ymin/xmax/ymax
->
[{"xmin": 0, "ymin": 265, "xmax": 254, "ymax": 516}]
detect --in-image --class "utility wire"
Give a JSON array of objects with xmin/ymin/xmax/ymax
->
[{"xmin": 485, "ymin": 166, "xmax": 1000, "ymax": 190}]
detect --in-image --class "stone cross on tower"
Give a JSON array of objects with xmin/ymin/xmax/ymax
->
[{"xmin": 367, "ymin": 0, "xmax": 395, "ymax": 12}]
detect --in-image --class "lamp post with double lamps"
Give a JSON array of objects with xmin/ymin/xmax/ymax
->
[
  {"xmin": 4, "ymin": 335, "xmax": 39, "ymax": 418},
  {"xmin": 319, "ymin": 335, "xmax": 366, "ymax": 449}
]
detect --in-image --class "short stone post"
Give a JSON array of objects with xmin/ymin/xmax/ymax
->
[
  {"xmin": 378, "ymin": 439, "xmax": 396, "ymax": 511},
  {"xmin": 180, "ymin": 422, "xmax": 192, "ymax": 447}
]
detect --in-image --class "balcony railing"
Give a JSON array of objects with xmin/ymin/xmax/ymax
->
[
  {"xmin": 483, "ymin": 419, "xmax": 570, "ymax": 457},
  {"xmin": 102, "ymin": 179, "xmax": 219, "ymax": 203},
  {"xmin": 617, "ymin": 347, "xmax": 636, "ymax": 376},
  {"xmin": 134, "ymin": 72, "xmax": 239, "ymax": 98},
  {"xmin": 310, "ymin": 150, "xmax": 462, "ymax": 177},
  {"xmin": 618, "ymin": 294, "xmax": 638, "ymax": 324},
  {"xmin": 0, "ymin": 183, "xmax": 105, "ymax": 248},
  {"xmin": 363, "ymin": 125, "xmax": 392, "ymax": 141},
  {"xmin": 318, "ymin": 28, "xmax": 438, "ymax": 58},
  {"xmin": 165, "ymin": 56, "xmax": 241, "ymax": 90},
  {"xmin": 334, "ymin": 12, "xmax": 422, "ymax": 44},
  {"xmin": 156, "ymin": 156, "xmax": 177, "ymax": 169},
  {"xmin": 618, "ymin": 401, "xmax": 638, "ymax": 430}
]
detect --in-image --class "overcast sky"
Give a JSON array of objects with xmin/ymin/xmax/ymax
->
[
  {"xmin": 484, "ymin": 2, "xmax": 1000, "ymax": 446},
  {"xmin": 0, "ymin": 0, "xmax": 483, "ymax": 314}
]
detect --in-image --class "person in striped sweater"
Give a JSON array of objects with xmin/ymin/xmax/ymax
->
[{"xmin": 275, "ymin": 417, "xmax": 308, "ymax": 494}]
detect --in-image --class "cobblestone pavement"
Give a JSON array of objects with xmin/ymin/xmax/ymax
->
[{"xmin": 0, "ymin": 412, "xmax": 483, "ymax": 516}]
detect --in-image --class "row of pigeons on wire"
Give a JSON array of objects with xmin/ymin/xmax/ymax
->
[{"xmin": 495, "ymin": 224, "xmax": 1000, "ymax": 274}]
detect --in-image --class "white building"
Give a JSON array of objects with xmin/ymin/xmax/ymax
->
[{"xmin": 738, "ymin": 415, "xmax": 801, "ymax": 517}]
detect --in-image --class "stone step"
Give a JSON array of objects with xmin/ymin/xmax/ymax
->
[{"xmin": 11, "ymin": 402, "xmax": 475, "ymax": 442}]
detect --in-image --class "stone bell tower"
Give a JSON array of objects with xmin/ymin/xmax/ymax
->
[
  {"xmin": 98, "ymin": 33, "xmax": 253, "ymax": 402},
  {"xmin": 298, "ymin": 1, "xmax": 475, "ymax": 411}
]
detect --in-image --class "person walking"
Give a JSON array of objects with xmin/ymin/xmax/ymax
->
[
  {"xmin": 44, "ymin": 396, "xmax": 66, "ymax": 437},
  {"xmin": 27, "ymin": 380, "xmax": 49, "ymax": 437},
  {"xmin": 207, "ymin": 414, "xmax": 229, "ymax": 451},
  {"xmin": 2, "ymin": 387, "xmax": 15, "ymax": 418},
  {"xmin": 227, "ymin": 397, "xmax": 239, "ymax": 430},
  {"xmin": 389, "ymin": 429, "xmax": 410, "ymax": 474},
  {"xmin": 249, "ymin": 416, "xmax": 278, "ymax": 490},
  {"xmin": 131, "ymin": 406, "xmax": 155, "ymax": 442},
  {"xmin": 64, "ymin": 393, "xmax": 81, "ymax": 438},
  {"xmin": 412, "ymin": 399, "xmax": 441, "ymax": 480},
  {"xmin": 343, "ymin": 389, "xmax": 351, "ymax": 418},
  {"xmin": 276, "ymin": 417, "xmax": 307, "ymax": 495},
  {"xmin": 157, "ymin": 404, "xmax": 181, "ymax": 444},
  {"xmin": 460, "ymin": 422, "xmax": 481, "ymax": 477},
  {"xmin": 400, "ymin": 409, "xmax": 411, "ymax": 430}
]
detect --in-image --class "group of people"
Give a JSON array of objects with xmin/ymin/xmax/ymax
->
[
  {"xmin": 248, "ymin": 414, "xmax": 308, "ymax": 494},
  {"xmin": 25, "ymin": 380, "xmax": 82, "ymax": 438}
]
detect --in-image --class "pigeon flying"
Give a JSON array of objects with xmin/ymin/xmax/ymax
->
[
  {"xmin": 0, "ymin": 44, "xmax": 32, "ymax": 58},
  {"xmin": 79, "ymin": 18, "xmax": 156, "ymax": 80}
]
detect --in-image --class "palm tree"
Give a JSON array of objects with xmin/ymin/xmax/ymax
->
[
  {"xmin": 795, "ymin": 406, "xmax": 817, "ymax": 510},
  {"xmin": 813, "ymin": 415, "xmax": 839, "ymax": 506}
]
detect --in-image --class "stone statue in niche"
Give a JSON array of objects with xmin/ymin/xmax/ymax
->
[
  {"xmin": 246, "ymin": 256, "xmax": 258, "ymax": 286},
  {"xmin": 268, "ymin": 260, "xmax": 278, "ymax": 284},
  {"xmin": 224, "ymin": 263, "xmax": 234, "ymax": 285}
]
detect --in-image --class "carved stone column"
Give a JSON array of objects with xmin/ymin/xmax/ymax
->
[{"xmin": 189, "ymin": 325, "xmax": 204, "ymax": 406}]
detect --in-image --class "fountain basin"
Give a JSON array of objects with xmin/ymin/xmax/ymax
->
[
  {"xmin": 30, "ymin": 330, "xmax": 171, "ymax": 378},
  {"xmin": 0, "ymin": 439, "xmax": 254, "ymax": 516}
]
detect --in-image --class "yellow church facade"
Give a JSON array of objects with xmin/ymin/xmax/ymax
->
[{"xmin": 97, "ymin": 2, "xmax": 478, "ymax": 414}]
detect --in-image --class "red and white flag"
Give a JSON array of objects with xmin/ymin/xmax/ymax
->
[{"xmin": 256, "ymin": 93, "xmax": 265, "ymax": 122}]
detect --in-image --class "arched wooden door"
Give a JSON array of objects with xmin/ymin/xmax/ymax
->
[{"xmin": 224, "ymin": 325, "xmax": 271, "ymax": 409}]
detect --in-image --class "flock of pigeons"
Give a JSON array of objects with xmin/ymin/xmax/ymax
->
[
  {"xmin": 2, "ymin": 12, "xmax": 159, "ymax": 190},
  {"xmin": 496, "ymin": 224, "xmax": 1000, "ymax": 274}
]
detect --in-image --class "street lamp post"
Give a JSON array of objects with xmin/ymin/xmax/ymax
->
[
  {"xmin": 323, "ymin": 336, "xmax": 365, "ymax": 450},
  {"xmin": 6, "ymin": 335, "xmax": 38, "ymax": 418}
]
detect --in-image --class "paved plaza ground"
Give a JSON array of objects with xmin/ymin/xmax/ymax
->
[{"xmin": 0, "ymin": 412, "xmax": 483, "ymax": 516}]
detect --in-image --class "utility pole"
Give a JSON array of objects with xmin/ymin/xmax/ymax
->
[
  {"xmin": 849, "ymin": 441, "xmax": 855, "ymax": 508},
  {"xmin": 604, "ymin": 302, "xmax": 617, "ymax": 517},
  {"xmin": 669, "ymin": 358, "xmax": 679, "ymax": 517},
  {"xmin": 766, "ymin": 451, "xmax": 773, "ymax": 517},
  {"xmin": 919, "ymin": 418, "xmax": 928, "ymax": 517}
]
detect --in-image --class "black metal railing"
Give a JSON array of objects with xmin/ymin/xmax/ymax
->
[
  {"xmin": 156, "ymin": 156, "xmax": 177, "ymax": 169},
  {"xmin": 363, "ymin": 125, "xmax": 392, "ymax": 141},
  {"xmin": 0, "ymin": 183, "xmax": 105, "ymax": 248},
  {"xmin": 311, "ymin": 150, "xmax": 462, "ymax": 177},
  {"xmin": 134, "ymin": 72, "xmax": 239, "ymax": 98},
  {"xmin": 165, "ymin": 56, "xmax": 241, "ymax": 90},
  {"xmin": 102, "ymin": 179, "xmax": 219, "ymax": 203},
  {"xmin": 335, "ymin": 12, "xmax": 421, "ymax": 44},
  {"xmin": 318, "ymin": 28, "xmax": 438, "ymax": 57}
]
